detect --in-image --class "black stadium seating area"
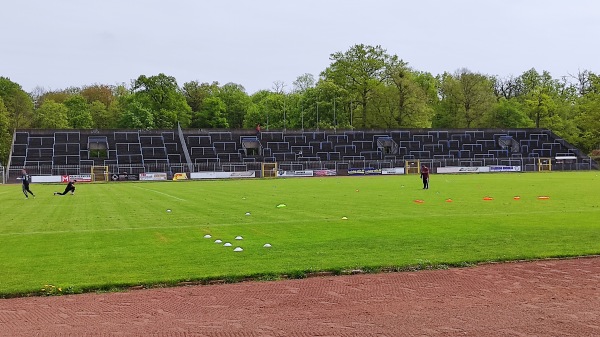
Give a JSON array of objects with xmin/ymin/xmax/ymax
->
[{"xmin": 5, "ymin": 128, "xmax": 596, "ymax": 180}]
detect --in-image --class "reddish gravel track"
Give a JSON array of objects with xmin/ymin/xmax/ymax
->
[{"xmin": 1, "ymin": 257, "xmax": 599, "ymax": 337}]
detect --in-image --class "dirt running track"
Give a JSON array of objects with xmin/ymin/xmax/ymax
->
[{"xmin": 1, "ymin": 257, "xmax": 599, "ymax": 337}]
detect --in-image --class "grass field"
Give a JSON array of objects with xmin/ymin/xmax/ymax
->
[{"xmin": 1, "ymin": 171, "xmax": 599, "ymax": 297}]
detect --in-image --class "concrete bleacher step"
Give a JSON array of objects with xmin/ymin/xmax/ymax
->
[{"xmin": 7, "ymin": 128, "xmax": 592, "ymax": 174}]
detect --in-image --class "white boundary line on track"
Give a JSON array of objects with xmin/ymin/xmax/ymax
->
[{"xmin": 131, "ymin": 185, "xmax": 187, "ymax": 202}]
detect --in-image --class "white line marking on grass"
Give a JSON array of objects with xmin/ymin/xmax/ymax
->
[
  {"xmin": 132, "ymin": 185, "xmax": 187, "ymax": 202},
  {"xmin": 1, "ymin": 208, "xmax": 598, "ymax": 237},
  {"xmin": 0, "ymin": 218, "xmax": 318, "ymax": 236},
  {"xmin": 0, "ymin": 224, "xmax": 202, "ymax": 236}
]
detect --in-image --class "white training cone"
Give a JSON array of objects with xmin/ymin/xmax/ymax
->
[
  {"xmin": 214, "ymin": 239, "xmax": 222, "ymax": 244},
  {"xmin": 234, "ymin": 247, "xmax": 243, "ymax": 252},
  {"xmin": 235, "ymin": 236, "xmax": 243, "ymax": 240},
  {"xmin": 223, "ymin": 242, "xmax": 232, "ymax": 247},
  {"xmin": 245, "ymin": 212, "xmax": 251, "ymax": 216},
  {"xmin": 203, "ymin": 234, "xmax": 212, "ymax": 239},
  {"xmin": 263, "ymin": 243, "xmax": 272, "ymax": 248},
  {"xmin": 341, "ymin": 216, "xmax": 348, "ymax": 220},
  {"xmin": 166, "ymin": 209, "xmax": 172, "ymax": 213}
]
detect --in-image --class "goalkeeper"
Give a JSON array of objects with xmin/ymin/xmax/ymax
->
[{"xmin": 54, "ymin": 180, "xmax": 76, "ymax": 195}]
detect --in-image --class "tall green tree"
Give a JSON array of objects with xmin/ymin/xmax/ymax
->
[
  {"xmin": 197, "ymin": 96, "xmax": 229, "ymax": 128},
  {"xmin": 182, "ymin": 81, "xmax": 219, "ymax": 113},
  {"xmin": 321, "ymin": 44, "xmax": 392, "ymax": 128},
  {"xmin": 89, "ymin": 100, "xmax": 115, "ymax": 129},
  {"xmin": 248, "ymin": 91, "xmax": 285, "ymax": 130},
  {"xmin": 0, "ymin": 97, "xmax": 12, "ymax": 165},
  {"xmin": 572, "ymin": 72, "xmax": 600, "ymax": 152},
  {"xmin": 131, "ymin": 73, "xmax": 192, "ymax": 128},
  {"xmin": 80, "ymin": 84, "xmax": 116, "ymax": 108},
  {"xmin": 485, "ymin": 98, "xmax": 533, "ymax": 128},
  {"xmin": 292, "ymin": 73, "xmax": 316, "ymax": 93},
  {"xmin": 64, "ymin": 95, "xmax": 94, "ymax": 129},
  {"xmin": 34, "ymin": 100, "xmax": 69, "ymax": 129},
  {"xmin": 0, "ymin": 77, "xmax": 34, "ymax": 129},
  {"xmin": 217, "ymin": 83, "xmax": 250, "ymax": 129},
  {"xmin": 434, "ymin": 69, "xmax": 496, "ymax": 128},
  {"xmin": 118, "ymin": 96, "xmax": 155, "ymax": 129},
  {"xmin": 38, "ymin": 87, "xmax": 80, "ymax": 105},
  {"xmin": 386, "ymin": 59, "xmax": 436, "ymax": 128}
]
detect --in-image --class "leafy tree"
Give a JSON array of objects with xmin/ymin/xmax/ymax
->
[
  {"xmin": 118, "ymin": 96, "xmax": 155, "ymax": 129},
  {"xmin": 182, "ymin": 81, "xmax": 219, "ymax": 113},
  {"xmin": 278, "ymin": 92, "xmax": 303, "ymax": 130},
  {"xmin": 321, "ymin": 44, "xmax": 392, "ymax": 128},
  {"xmin": 0, "ymin": 97, "xmax": 11, "ymax": 165},
  {"xmin": 64, "ymin": 95, "xmax": 94, "ymax": 128},
  {"xmin": 574, "ymin": 90, "xmax": 600, "ymax": 153},
  {"xmin": 34, "ymin": 100, "xmax": 69, "ymax": 129},
  {"xmin": 485, "ymin": 98, "xmax": 533, "ymax": 128},
  {"xmin": 244, "ymin": 90, "xmax": 273, "ymax": 129},
  {"xmin": 131, "ymin": 73, "xmax": 192, "ymax": 128},
  {"xmin": 198, "ymin": 96, "xmax": 229, "ymax": 128},
  {"xmin": 216, "ymin": 83, "xmax": 251, "ymax": 129},
  {"xmin": 252, "ymin": 91, "xmax": 285, "ymax": 130},
  {"xmin": 493, "ymin": 75, "xmax": 523, "ymax": 100},
  {"xmin": 434, "ymin": 69, "xmax": 496, "ymax": 128},
  {"xmin": 81, "ymin": 84, "xmax": 115, "ymax": 108},
  {"xmin": 89, "ymin": 100, "xmax": 115, "ymax": 129},
  {"xmin": 38, "ymin": 88, "xmax": 79, "ymax": 105},
  {"xmin": 386, "ymin": 59, "xmax": 435, "ymax": 128},
  {"xmin": 0, "ymin": 77, "xmax": 34, "ymax": 129},
  {"xmin": 243, "ymin": 103, "xmax": 262, "ymax": 129},
  {"xmin": 292, "ymin": 73, "xmax": 316, "ymax": 93}
]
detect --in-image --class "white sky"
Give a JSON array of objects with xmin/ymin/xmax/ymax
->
[{"xmin": 1, "ymin": 0, "xmax": 598, "ymax": 94}]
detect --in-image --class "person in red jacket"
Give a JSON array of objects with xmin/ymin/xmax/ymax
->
[{"xmin": 420, "ymin": 165, "xmax": 429, "ymax": 189}]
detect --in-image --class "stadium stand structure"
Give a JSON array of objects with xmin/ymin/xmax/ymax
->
[{"xmin": 4, "ymin": 128, "xmax": 597, "ymax": 181}]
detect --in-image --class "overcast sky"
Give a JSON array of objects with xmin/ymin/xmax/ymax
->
[{"xmin": 2, "ymin": 0, "xmax": 598, "ymax": 94}]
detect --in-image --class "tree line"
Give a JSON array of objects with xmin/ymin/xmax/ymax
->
[{"xmin": 1, "ymin": 44, "xmax": 600, "ymax": 165}]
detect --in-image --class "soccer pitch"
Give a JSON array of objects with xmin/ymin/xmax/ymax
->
[{"xmin": 1, "ymin": 172, "xmax": 599, "ymax": 297}]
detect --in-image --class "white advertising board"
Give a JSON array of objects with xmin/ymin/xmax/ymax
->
[
  {"xmin": 190, "ymin": 171, "xmax": 256, "ymax": 179},
  {"xmin": 438, "ymin": 166, "xmax": 521, "ymax": 174},
  {"xmin": 277, "ymin": 170, "xmax": 314, "ymax": 177},
  {"xmin": 63, "ymin": 174, "xmax": 92, "ymax": 182},
  {"xmin": 382, "ymin": 167, "xmax": 405, "ymax": 175},
  {"xmin": 139, "ymin": 172, "xmax": 168, "ymax": 181},
  {"xmin": 437, "ymin": 167, "xmax": 489, "ymax": 174},
  {"xmin": 31, "ymin": 175, "xmax": 62, "ymax": 183},
  {"xmin": 488, "ymin": 166, "xmax": 521, "ymax": 172}
]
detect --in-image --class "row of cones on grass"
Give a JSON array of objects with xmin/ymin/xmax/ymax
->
[
  {"xmin": 203, "ymin": 234, "xmax": 272, "ymax": 251},
  {"xmin": 414, "ymin": 196, "xmax": 550, "ymax": 203}
]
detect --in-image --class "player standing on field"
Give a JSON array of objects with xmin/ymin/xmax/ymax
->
[
  {"xmin": 17, "ymin": 169, "xmax": 35, "ymax": 199},
  {"xmin": 420, "ymin": 165, "xmax": 429, "ymax": 189}
]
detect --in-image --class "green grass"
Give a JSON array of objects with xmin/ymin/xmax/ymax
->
[{"xmin": 1, "ymin": 171, "xmax": 599, "ymax": 297}]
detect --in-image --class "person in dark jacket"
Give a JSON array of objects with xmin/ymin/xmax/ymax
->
[
  {"xmin": 420, "ymin": 165, "xmax": 429, "ymax": 189},
  {"xmin": 17, "ymin": 169, "xmax": 35, "ymax": 199},
  {"xmin": 54, "ymin": 180, "xmax": 76, "ymax": 195}
]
